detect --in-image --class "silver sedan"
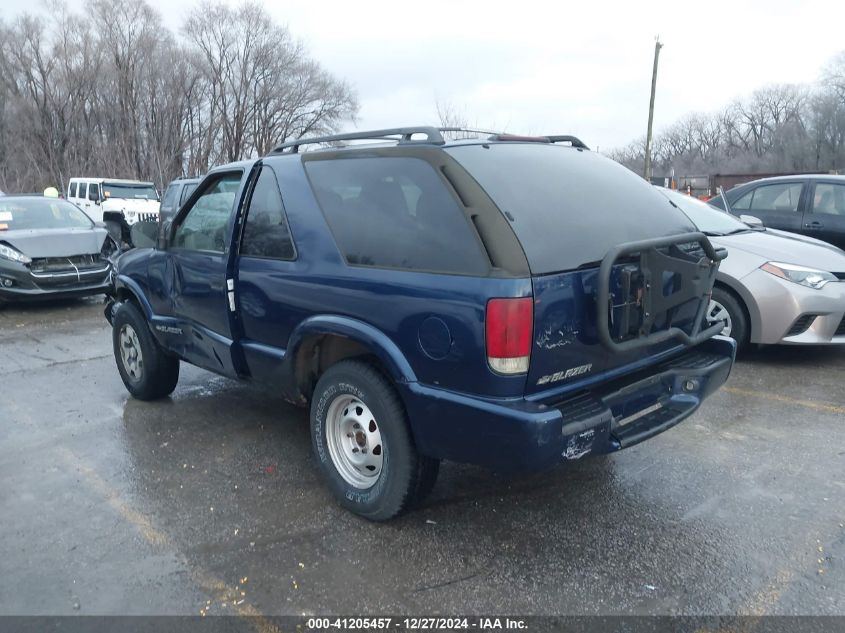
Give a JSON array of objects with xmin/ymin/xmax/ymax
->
[{"xmin": 660, "ymin": 188, "xmax": 845, "ymax": 350}]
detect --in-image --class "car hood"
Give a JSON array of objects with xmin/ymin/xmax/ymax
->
[
  {"xmin": 713, "ymin": 229, "xmax": 845, "ymax": 273},
  {"xmin": 1, "ymin": 228, "xmax": 108, "ymax": 258},
  {"xmin": 102, "ymin": 198, "xmax": 160, "ymax": 213}
]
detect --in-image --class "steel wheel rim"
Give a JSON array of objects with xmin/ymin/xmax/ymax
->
[
  {"xmin": 325, "ymin": 394, "xmax": 384, "ymax": 489},
  {"xmin": 119, "ymin": 324, "xmax": 144, "ymax": 382},
  {"xmin": 706, "ymin": 299, "xmax": 733, "ymax": 337}
]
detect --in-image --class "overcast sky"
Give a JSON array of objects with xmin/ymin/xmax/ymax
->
[{"xmin": 6, "ymin": 0, "xmax": 845, "ymax": 151}]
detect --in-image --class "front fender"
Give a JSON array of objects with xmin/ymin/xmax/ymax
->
[
  {"xmin": 285, "ymin": 315, "xmax": 417, "ymax": 385},
  {"xmin": 114, "ymin": 274, "xmax": 155, "ymax": 320}
]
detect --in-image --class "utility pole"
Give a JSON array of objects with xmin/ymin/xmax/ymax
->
[{"xmin": 643, "ymin": 36, "xmax": 663, "ymax": 182}]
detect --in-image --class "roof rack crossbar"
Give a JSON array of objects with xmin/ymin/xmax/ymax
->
[{"xmin": 270, "ymin": 126, "xmax": 449, "ymax": 154}]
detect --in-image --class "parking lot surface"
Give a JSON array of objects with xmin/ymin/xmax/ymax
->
[{"xmin": 1, "ymin": 298, "xmax": 844, "ymax": 617}]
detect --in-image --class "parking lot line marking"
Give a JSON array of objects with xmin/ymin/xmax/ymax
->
[
  {"xmin": 55, "ymin": 447, "xmax": 281, "ymax": 633},
  {"xmin": 723, "ymin": 386, "xmax": 845, "ymax": 415},
  {"xmin": 57, "ymin": 446, "xmax": 171, "ymax": 547}
]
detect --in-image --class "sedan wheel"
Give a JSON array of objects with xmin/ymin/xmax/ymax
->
[{"xmin": 706, "ymin": 299, "xmax": 733, "ymax": 337}]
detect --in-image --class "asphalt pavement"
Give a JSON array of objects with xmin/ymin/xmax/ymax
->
[{"xmin": 1, "ymin": 297, "xmax": 843, "ymax": 618}]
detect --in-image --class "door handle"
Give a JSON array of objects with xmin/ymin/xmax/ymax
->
[{"xmin": 804, "ymin": 221, "xmax": 823, "ymax": 228}]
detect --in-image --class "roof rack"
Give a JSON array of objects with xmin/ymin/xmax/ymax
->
[
  {"xmin": 476, "ymin": 132, "xmax": 590, "ymax": 149},
  {"xmin": 546, "ymin": 135, "xmax": 590, "ymax": 150},
  {"xmin": 270, "ymin": 127, "xmax": 451, "ymax": 154},
  {"xmin": 269, "ymin": 127, "xmax": 589, "ymax": 155}
]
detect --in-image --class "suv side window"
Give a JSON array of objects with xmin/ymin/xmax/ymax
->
[
  {"xmin": 69, "ymin": 182, "xmax": 78, "ymax": 198},
  {"xmin": 240, "ymin": 167, "xmax": 295, "ymax": 260},
  {"xmin": 305, "ymin": 156, "xmax": 487, "ymax": 274},
  {"xmin": 161, "ymin": 184, "xmax": 180, "ymax": 210},
  {"xmin": 745, "ymin": 182, "xmax": 803, "ymax": 212},
  {"xmin": 812, "ymin": 183, "xmax": 845, "ymax": 216},
  {"xmin": 180, "ymin": 183, "xmax": 197, "ymax": 205},
  {"xmin": 88, "ymin": 183, "xmax": 100, "ymax": 201},
  {"xmin": 173, "ymin": 172, "xmax": 242, "ymax": 253}
]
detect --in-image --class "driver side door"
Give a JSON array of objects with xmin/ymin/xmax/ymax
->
[{"xmin": 167, "ymin": 170, "xmax": 245, "ymax": 377}]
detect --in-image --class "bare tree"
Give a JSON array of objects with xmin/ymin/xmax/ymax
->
[
  {"xmin": 610, "ymin": 66, "xmax": 844, "ymax": 177},
  {"xmin": 182, "ymin": 1, "xmax": 357, "ymax": 167},
  {"xmin": 0, "ymin": 0, "xmax": 358, "ymax": 192}
]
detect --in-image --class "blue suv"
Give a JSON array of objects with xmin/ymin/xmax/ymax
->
[{"xmin": 106, "ymin": 127, "xmax": 735, "ymax": 520}]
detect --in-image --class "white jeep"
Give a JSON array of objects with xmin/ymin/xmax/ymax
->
[{"xmin": 67, "ymin": 178, "xmax": 160, "ymax": 225}]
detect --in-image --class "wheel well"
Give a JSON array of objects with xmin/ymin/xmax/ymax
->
[
  {"xmin": 294, "ymin": 334, "xmax": 385, "ymax": 401},
  {"xmin": 713, "ymin": 281, "xmax": 752, "ymax": 337},
  {"xmin": 115, "ymin": 288, "xmax": 143, "ymax": 312}
]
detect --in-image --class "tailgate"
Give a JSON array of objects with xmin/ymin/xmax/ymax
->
[{"xmin": 526, "ymin": 233, "xmax": 726, "ymax": 396}]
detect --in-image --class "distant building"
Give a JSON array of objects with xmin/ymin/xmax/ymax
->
[{"xmin": 655, "ymin": 170, "xmax": 842, "ymax": 199}]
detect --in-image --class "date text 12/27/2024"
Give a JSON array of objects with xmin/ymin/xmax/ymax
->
[{"xmin": 306, "ymin": 617, "xmax": 528, "ymax": 630}]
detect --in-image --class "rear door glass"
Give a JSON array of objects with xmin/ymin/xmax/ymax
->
[
  {"xmin": 304, "ymin": 156, "xmax": 488, "ymax": 275},
  {"xmin": 811, "ymin": 183, "xmax": 845, "ymax": 216},
  {"xmin": 446, "ymin": 144, "xmax": 696, "ymax": 274}
]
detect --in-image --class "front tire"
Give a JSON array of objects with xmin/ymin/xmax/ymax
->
[
  {"xmin": 112, "ymin": 301, "xmax": 179, "ymax": 400},
  {"xmin": 310, "ymin": 359, "xmax": 437, "ymax": 521},
  {"xmin": 707, "ymin": 287, "xmax": 749, "ymax": 352}
]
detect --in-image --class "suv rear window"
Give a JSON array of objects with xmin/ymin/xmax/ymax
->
[
  {"xmin": 305, "ymin": 156, "xmax": 488, "ymax": 275},
  {"xmin": 446, "ymin": 144, "xmax": 696, "ymax": 274}
]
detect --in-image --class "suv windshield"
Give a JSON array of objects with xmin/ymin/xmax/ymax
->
[
  {"xmin": 660, "ymin": 189, "xmax": 750, "ymax": 235},
  {"xmin": 446, "ymin": 143, "xmax": 696, "ymax": 273},
  {"xmin": 103, "ymin": 182, "xmax": 159, "ymax": 200},
  {"xmin": 0, "ymin": 197, "xmax": 94, "ymax": 230}
]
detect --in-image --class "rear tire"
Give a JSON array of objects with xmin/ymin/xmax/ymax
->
[
  {"xmin": 310, "ymin": 359, "xmax": 437, "ymax": 520},
  {"xmin": 415, "ymin": 456, "xmax": 441, "ymax": 504},
  {"xmin": 708, "ymin": 287, "xmax": 749, "ymax": 352},
  {"xmin": 112, "ymin": 301, "xmax": 179, "ymax": 400}
]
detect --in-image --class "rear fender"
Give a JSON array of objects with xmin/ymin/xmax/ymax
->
[{"xmin": 283, "ymin": 315, "xmax": 417, "ymax": 399}]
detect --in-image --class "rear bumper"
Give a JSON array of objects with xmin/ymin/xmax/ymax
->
[{"xmin": 402, "ymin": 336, "xmax": 735, "ymax": 471}]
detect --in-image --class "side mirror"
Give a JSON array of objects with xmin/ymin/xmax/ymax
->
[{"xmin": 739, "ymin": 214, "xmax": 763, "ymax": 227}]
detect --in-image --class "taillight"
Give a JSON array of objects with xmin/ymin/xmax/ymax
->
[{"xmin": 485, "ymin": 297, "xmax": 533, "ymax": 375}]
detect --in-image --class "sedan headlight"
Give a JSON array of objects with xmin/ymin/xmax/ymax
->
[
  {"xmin": 761, "ymin": 261, "xmax": 837, "ymax": 289},
  {"xmin": 0, "ymin": 242, "xmax": 31, "ymax": 264}
]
